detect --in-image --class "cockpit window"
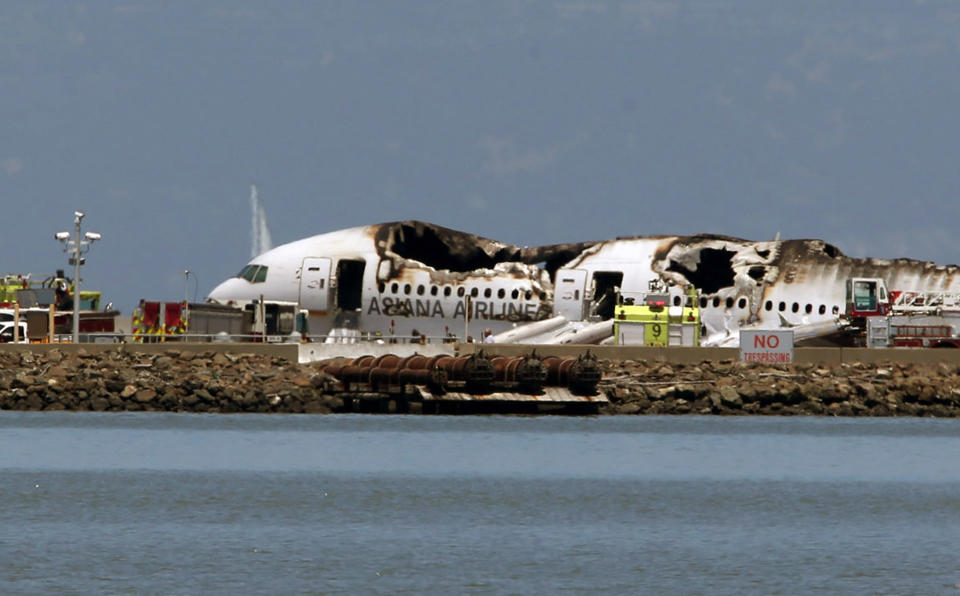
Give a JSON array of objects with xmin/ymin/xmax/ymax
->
[{"xmin": 236, "ymin": 264, "xmax": 268, "ymax": 284}]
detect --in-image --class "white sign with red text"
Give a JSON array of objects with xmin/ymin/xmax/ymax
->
[{"xmin": 739, "ymin": 330, "xmax": 794, "ymax": 364}]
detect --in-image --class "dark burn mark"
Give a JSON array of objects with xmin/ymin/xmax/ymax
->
[
  {"xmin": 375, "ymin": 221, "xmax": 597, "ymax": 276},
  {"xmin": 756, "ymin": 249, "xmax": 770, "ymax": 258},
  {"xmin": 748, "ymin": 266, "xmax": 765, "ymax": 281},
  {"xmin": 821, "ymin": 243, "xmax": 840, "ymax": 258},
  {"xmin": 377, "ymin": 221, "xmax": 522, "ymax": 272},
  {"xmin": 667, "ymin": 248, "xmax": 736, "ymax": 294}
]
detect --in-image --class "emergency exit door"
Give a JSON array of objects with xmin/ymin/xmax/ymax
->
[
  {"xmin": 555, "ymin": 268, "xmax": 588, "ymax": 321},
  {"xmin": 299, "ymin": 257, "xmax": 331, "ymax": 312}
]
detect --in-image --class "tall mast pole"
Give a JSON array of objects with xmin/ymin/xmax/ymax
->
[{"xmin": 72, "ymin": 212, "xmax": 83, "ymax": 344}]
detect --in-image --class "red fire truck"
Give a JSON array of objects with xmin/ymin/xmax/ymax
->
[{"xmin": 844, "ymin": 277, "xmax": 960, "ymax": 348}]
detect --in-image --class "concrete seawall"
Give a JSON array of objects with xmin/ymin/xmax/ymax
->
[
  {"xmin": 0, "ymin": 342, "xmax": 299, "ymax": 361},
  {"xmin": 6, "ymin": 342, "xmax": 960, "ymax": 368},
  {"xmin": 460, "ymin": 344, "xmax": 960, "ymax": 365},
  {"xmin": 8, "ymin": 342, "xmax": 960, "ymax": 365}
]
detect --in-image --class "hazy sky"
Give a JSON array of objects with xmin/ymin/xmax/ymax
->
[{"xmin": 3, "ymin": 1, "xmax": 959, "ymax": 312}]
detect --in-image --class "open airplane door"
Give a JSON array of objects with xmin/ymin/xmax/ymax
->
[
  {"xmin": 555, "ymin": 268, "xmax": 588, "ymax": 321},
  {"xmin": 299, "ymin": 257, "xmax": 332, "ymax": 313}
]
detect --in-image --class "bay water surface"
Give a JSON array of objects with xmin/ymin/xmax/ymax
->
[{"xmin": 1, "ymin": 413, "xmax": 958, "ymax": 594}]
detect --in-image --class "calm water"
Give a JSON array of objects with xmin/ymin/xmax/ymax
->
[{"xmin": 1, "ymin": 413, "xmax": 959, "ymax": 595}]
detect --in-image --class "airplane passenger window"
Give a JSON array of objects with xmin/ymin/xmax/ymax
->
[
  {"xmin": 725, "ymin": 297, "xmax": 733, "ymax": 309},
  {"xmin": 484, "ymin": 288, "xmax": 492, "ymax": 298},
  {"xmin": 253, "ymin": 267, "xmax": 268, "ymax": 283},
  {"xmin": 765, "ymin": 300, "xmax": 773, "ymax": 311},
  {"xmin": 498, "ymin": 289, "xmax": 505, "ymax": 299},
  {"xmin": 404, "ymin": 284, "xmax": 411, "ymax": 295},
  {"xmin": 511, "ymin": 289, "xmax": 519, "ymax": 300},
  {"xmin": 431, "ymin": 286, "xmax": 438, "ymax": 296},
  {"xmin": 699, "ymin": 297, "xmax": 707, "ymax": 308},
  {"xmin": 417, "ymin": 285, "xmax": 425, "ymax": 295},
  {"xmin": 378, "ymin": 282, "xmax": 385, "ymax": 293},
  {"xmin": 457, "ymin": 287, "xmax": 465, "ymax": 297},
  {"xmin": 525, "ymin": 290, "xmax": 533, "ymax": 300},
  {"xmin": 791, "ymin": 302, "xmax": 799, "ymax": 313},
  {"xmin": 391, "ymin": 283, "xmax": 399, "ymax": 294},
  {"xmin": 444, "ymin": 286, "xmax": 452, "ymax": 297},
  {"xmin": 805, "ymin": 304, "xmax": 812, "ymax": 314},
  {"xmin": 471, "ymin": 288, "xmax": 479, "ymax": 298},
  {"xmin": 712, "ymin": 297, "xmax": 720, "ymax": 308},
  {"xmin": 738, "ymin": 298, "xmax": 747, "ymax": 309},
  {"xmin": 832, "ymin": 305, "xmax": 840, "ymax": 314},
  {"xmin": 819, "ymin": 305, "xmax": 826, "ymax": 315},
  {"xmin": 778, "ymin": 301, "xmax": 786, "ymax": 312}
]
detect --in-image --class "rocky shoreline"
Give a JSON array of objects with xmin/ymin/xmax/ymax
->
[
  {"xmin": 598, "ymin": 359, "xmax": 960, "ymax": 417},
  {"xmin": 0, "ymin": 349, "xmax": 342, "ymax": 414},
  {"xmin": 0, "ymin": 348, "xmax": 959, "ymax": 416}
]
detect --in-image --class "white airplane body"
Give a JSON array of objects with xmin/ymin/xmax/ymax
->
[
  {"xmin": 207, "ymin": 221, "xmax": 960, "ymax": 346},
  {"xmin": 555, "ymin": 234, "xmax": 960, "ymax": 346},
  {"xmin": 207, "ymin": 222, "xmax": 556, "ymax": 341}
]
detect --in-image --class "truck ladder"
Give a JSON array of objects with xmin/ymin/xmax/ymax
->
[{"xmin": 890, "ymin": 290, "xmax": 960, "ymax": 315}]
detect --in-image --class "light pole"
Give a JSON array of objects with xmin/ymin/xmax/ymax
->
[
  {"xmin": 183, "ymin": 269, "xmax": 191, "ymax": 335},
  {"xmin": 55, "ymin": 211, "xmax": 101, "ymax": 344},
  {"xmin": 183, "ymin": 270, "xmax": 191, "ymax": 304}
]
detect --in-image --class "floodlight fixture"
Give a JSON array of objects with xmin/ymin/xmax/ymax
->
[{"xmin": 55, "ymin": 211, "xmax": 101, "ymax": 344}]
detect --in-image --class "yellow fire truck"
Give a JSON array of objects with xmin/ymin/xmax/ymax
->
[{"xmin": 613, "ymin": 280, "xmax": 701, "ymax": 346}]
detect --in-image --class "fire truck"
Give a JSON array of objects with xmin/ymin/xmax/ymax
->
[
  {"xmin": 132, "ymin": 299, "xmax": 308, "ymax": 342},
  {"xmin": 844, "ymin": 277, "xmax": 960, "ymax": 348},
  {"xmin": 0, "ymin": 272, "xmax": 120, "ymax": 342},
  {"xmin": 613, "ymin": 280, "xmax": 701, "ymax": 346}
]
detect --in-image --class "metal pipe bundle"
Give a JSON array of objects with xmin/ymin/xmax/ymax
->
[
  {"xmin": 490, "ymin": 355, "xmax": 547, "ymax": 389},
  {"xmin": 542, "ymin": 352, "xmax": 600, "ymax": 394},
  {"xmin": 321, "ymin": 351, "xmax": 598, "ymax": 396},
  {"xmin": 322, "ymin": 359, "xmax": 449, "ymax": 394}
]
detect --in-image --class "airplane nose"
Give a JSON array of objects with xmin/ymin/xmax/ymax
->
[{"xmin": 207, "ymin": 278, "xmax": 244, "ymax": 303}]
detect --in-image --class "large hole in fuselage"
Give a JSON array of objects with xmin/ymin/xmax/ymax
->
[
  {"xmin": 387, "ymin": 223, "xmax": 510, "ymax": 272},
  {"xmin": 666, "ymin": 248, "xmax": 736, "ymax": 295}
]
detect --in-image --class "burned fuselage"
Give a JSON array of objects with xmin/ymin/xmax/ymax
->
[
  {"xmin": 556, "ymin": 234, "xmax": 960, "ymax": 345},
  {"xmin": 208, "ymin": 221, "xmax": 960, "ymax": 345}
]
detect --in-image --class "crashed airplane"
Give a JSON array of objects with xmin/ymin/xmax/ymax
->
[
  {"xmin": 207, "ymin": 221, "xmax": 591, "ymax": 340},
  {"xmin": 206, "ymin": 221, "xmax": 960, "ymax": 346}
]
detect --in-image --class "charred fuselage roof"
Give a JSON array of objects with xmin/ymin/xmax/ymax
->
[
  {"xmin": 372, "ymin": 222, "xmax": 960, "ymax": 295},
  {"xmin": 373, "ymin": 221, "xmax": 598, "ymax": 276}
]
